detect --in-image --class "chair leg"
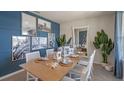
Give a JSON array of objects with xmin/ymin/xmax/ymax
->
[
  {"xmin": 69, "ymin": 73, "xmax": 72, "ymax": 78},
  {"xmin": 90, "ymin": 67, "xmax": 94, "ymax": 79},
  {"xmin": 27, "ymin": 72, "xmax": 38, "ymax": 81},
  {"xmin": 27, "ymin": 72, "xmax": 30, "ymax": 81},
  {"xmin": 90, "ymin": 70, "xmax": 93, "ymax": 77},
  {"xmin": 88, "ymin": 69, "xmax": 94, "ymax": 81},
  {"xmin": 35, "ymin": 78, "xmax": 38, "ymax": 81}
]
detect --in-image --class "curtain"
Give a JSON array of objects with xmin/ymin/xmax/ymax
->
[{"xmin": 114, "ymin": 11, "xmax": 123, "ymax": 79}]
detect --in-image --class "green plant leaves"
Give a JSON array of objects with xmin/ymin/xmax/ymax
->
[
  {"xmin": 56, "ymin": 34, "xmax": 72, "ymax": 47},
  {"xmin": 56, "ymin": 38, "xmax": 61, "ymax": 47},
  {"xmin": 93, "ymin": 29, "xmax": 114, "ymax": 63},
  {"xmin": 67, "ymin": 37, "xmax": 72, "ymax": 45},
  {"xmin": 93, "ymin": 42, "xmax": 100, "ymax": 49},
  {"xmin": 99, "ymin": 30, "xmax": 108, "ymax": 44}
]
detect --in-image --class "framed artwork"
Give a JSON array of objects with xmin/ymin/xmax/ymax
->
[
  {"xmin": 12, "ymin": 36, "xmax": 30, "ymax": 61},
  {"xmin": 79, "ymin": 31, "xmax": 87, "ymax": 47},
  {"xmin": 32, "ymin": 37, "xmax": 47, "ymax": 50},
  {"xmin": 48, "ymin": 33, "xmax": 55, "ymax": 48},
  {"xmin": 38, "ymin": 18, "xmax": 51, "ymax": 32},
  {"xmin": 22, "ymin": 13, "xmax": 37, "ymax": 36}
]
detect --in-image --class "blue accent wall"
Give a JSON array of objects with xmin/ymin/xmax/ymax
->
[{"xmin": 0, "ymin": 11, "xmax": 60, "ymax": 77}]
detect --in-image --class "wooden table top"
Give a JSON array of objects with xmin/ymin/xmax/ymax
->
[{"xmin": 20, "ymin": 56, "xmax": 80, "ymax": 81}]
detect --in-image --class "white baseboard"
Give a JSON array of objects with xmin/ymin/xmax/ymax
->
[{"xmin": 0, "ymin": 69, "xmax": 24, "ymax": 80}]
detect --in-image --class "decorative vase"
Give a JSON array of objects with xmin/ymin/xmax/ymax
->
[{"xmin": 104, "ymin": 65, "xmax": 113, "ymax": 72}]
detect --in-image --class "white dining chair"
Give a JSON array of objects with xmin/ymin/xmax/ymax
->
[
  {"xmin": 78, "ymin": 50, "xmax": 96, "ymax": 77},
  {"xmin": 25, "ymin": 51, "xmax": 41, "ymax": 81},
  {"xmin": 46, "ymin": 49, "xmax": 54, "ymax": 57},
  {"xmin": 63, "ymin": 50, "xmax": 96, "ymax": 81},
  {"xmin": 62, "ymin": 76, "xmax": 75, "ymax": 81},
  {"xmin": 78, "ymin": 58, "xmax": 89, "ymax": 66}
]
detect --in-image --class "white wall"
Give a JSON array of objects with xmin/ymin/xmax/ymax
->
[{"xmin": 60, "ymin": 13, "xmax": 115, "ymax": 64}]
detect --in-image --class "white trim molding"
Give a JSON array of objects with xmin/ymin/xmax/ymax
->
[{"xmin": 72, "ymin": 25, "xmax": 89, "ymax": 57}]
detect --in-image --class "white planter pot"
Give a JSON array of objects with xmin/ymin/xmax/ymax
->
[
  {"xmin": 101, "ymin": 63, "xmax": 113, "ymax": 72},
  {"xmin": 104, "ymin": 65, "xmax": 113, "ymax": 72}
]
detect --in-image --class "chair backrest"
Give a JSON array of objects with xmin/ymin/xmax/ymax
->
[
  {"xmin": 80, "ymin": 50, "xmax": 96, "ymax": 81},
  {"xmin": 46, "ymin": 49, "xmax": 54, "ymax": 57},
  {"xmin": 25, "ymin": 51, "xmax": 41, "ymax": 63}
]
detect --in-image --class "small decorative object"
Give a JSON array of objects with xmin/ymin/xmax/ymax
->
[
  {"xmin": 60, "ymin": 58, "xmax": 73, "ymax": 67},
  {"xmin": 12, "ymin": 36, "xmax": 30, "ymax": 61},
  {"xmin": 63, "ymin": 46, "xmax": 70, "ymax": 57},
  {"xmin": 54, "ymin": 51, "xmax": 62, "ymax": 61},
  {"xmin": 69, "ymin": 48, "xmax": 75, "ymax": 55},
  {"xmin": 48, "ymin": 33, "xmax": 55, "ymax": 48},
  {"xmin": 51, "ymin": 62, "xmax": 59, "ymax": 69},
  {"xmin": 22, "ymin": 13, "xmax": 36, "ymax": 36},
  {"xmin": 70, "ymin": 54, "xmax": 79, "ymax": 58},
  {"xmin": 32, "ymin": 37, "xmax": 47, "ymax": 50},
  {"xmin": 38, "ymin": 18, "xmax": 51, "ymax": 32}
]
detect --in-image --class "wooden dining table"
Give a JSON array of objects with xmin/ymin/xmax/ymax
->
[{"xmin": 20, "ymin": 56, "xmax": 80, "ymax": 81}]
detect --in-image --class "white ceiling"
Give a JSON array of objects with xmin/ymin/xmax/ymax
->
[{"xmin": 33, "ymin": 11, "xmax": 114, "ymax": 23}]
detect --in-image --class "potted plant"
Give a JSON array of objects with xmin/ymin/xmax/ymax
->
[
  {"xmin": 93, "ymin": 29, "xmax": 114, "ymax": 71},
  {"xmin": 56, "ymin": 34, "xmax": 72, "ymax": 56},
  {"xmin": 56, "ymin": 34, "xmax": 72, "ymax": 47}
]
